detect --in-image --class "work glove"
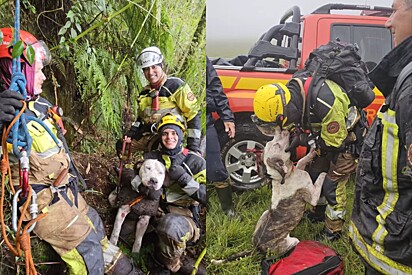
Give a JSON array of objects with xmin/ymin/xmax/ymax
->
[
  {"xmin": 285, "ymin": 133, "xmax": 310, "ymax": 152},
  {"xmin": 168, "ymin": 165, "xmax": 190, "ymax": 185},
  {"xmin": 186, "ymin": 137, "xmax": 201, "ymax": 155},
  {"xmin": 0, "ymin": 89, "xmax": 24, "ymax": 129},
  {"xmin": 190, "ymin": 184, "xmax": 206, "ymax": 205}
]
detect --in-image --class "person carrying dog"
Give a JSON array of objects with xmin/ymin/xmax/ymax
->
[
  {"xmin": 117, "ymin": 46, "xmax": 202, "ymax": 155},
  {"xmin": 144, "ymin": 113, "xmax": 206, "ymax": 274},
  {"xmin": 0, "ymin": 28, "xmax": 142, "ymax": 275},
  {"xmin": 349, "ymin": 0, "xmax": 412, "ymax": 273},
  {"xmin": 252, "ymin": 47, "xmax": 372, "ymax": 241},
  {"xmin": 206, "ymin": 56, "xmax": 236, "ymax": 217}
]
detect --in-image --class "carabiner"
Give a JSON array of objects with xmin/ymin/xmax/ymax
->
[
  {"xmin": 12, "ymin": 187, "xmax": 38, "ymax": 233},
  {"xmin": 19, "ymin": 150, "xmax": 30, "ymax": 198}
]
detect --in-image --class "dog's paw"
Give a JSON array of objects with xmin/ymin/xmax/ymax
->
[
  {"xmin": 131, "ymin": 175, "xmax": 142, "ymax": 192},
  {"xmin": 108, "ymin": 189, "xmax": 118, "ymax": 207}
]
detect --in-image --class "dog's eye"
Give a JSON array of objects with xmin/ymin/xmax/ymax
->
[
  {"xmin": 146, "ymin": 166, "xmax": 151, "ymax": 170},
  {"xmin": 278, "ymin": 160, "xmax": 284, "ymax": 166}
]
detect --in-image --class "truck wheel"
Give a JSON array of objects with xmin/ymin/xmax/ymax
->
[{"xmin": 221, "ymin": 131, "xmax": 270, "ymax": 190}]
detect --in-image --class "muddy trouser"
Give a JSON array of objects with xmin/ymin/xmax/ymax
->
[
  {"xmin": 31, "ymin": 186, "xmax": 125, "ymax": 275},
  {"xmin": 155, "ymin": 209, "xmax": 200, "ymax": 272},
  {"xmin": 308, "ymin": 152, "xmax": 357, "ymax": 232}
]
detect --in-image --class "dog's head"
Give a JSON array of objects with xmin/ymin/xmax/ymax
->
[
  {"xmin": 264, "ymin": 127, "xmax": 293, "ymax": 183},
  {"xmin": 137, "ymin": 159, "xmax": 165, "ymax": 191}
]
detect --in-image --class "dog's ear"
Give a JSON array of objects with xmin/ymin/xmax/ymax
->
[{"xmin": 134, "ymin": 159, "xmax": 145, "ymax": 172}]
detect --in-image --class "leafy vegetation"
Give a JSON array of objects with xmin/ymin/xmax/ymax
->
[
  {"xmin": 0, "ymin": 0, "xmax": 206, "ymax": 153},
  {"xmin": 206, "ymin": 177, "xmax": 365, "ymax": 275}
]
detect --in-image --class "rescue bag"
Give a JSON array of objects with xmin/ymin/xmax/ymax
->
[
  {"xmin": 261, "ymin": 240, "xmax": 344, "ymax": 275},
  {"xmin": 294, "ymin": 40, "xmax": 375, "ymax": 108}
]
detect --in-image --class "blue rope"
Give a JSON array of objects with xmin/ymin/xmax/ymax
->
[
  {"xmin": 7, "ymin": 0, "xmax": 61, "ymax": 159},
  {"xmin": 7, "ymin": 0, "xmax": 32, "ymax": 158}
]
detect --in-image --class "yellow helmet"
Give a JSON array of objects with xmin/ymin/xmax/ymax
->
[
  {"xmin": 253, "ymin": 83, "xmax": 291, "ymax": 126},
  {"xmin": 157, "ymin": 113, "xmax": 186, "ymax": 132}
]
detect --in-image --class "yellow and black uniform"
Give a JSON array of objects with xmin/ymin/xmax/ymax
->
[
  {"xmin": 290, "ymin": 78, "xmax": 358, "ymax": 236},
  {"xmin": 127, "ymin": 76, "xmax": 202, "ymax": 153},
  {"xmin": 350, "ymin": 35, "xmax": 412, "ymax": 275},
  {"xmin": 4, "ymin": 96, "xmax": 141, "ymax": 275},
  {"xmin": 144, "ymin": 119, "xmax": 206, "ymax": 272}
]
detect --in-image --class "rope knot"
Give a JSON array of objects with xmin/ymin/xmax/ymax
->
[
  {"xmin": 9, "ymin": 72, "xmax": 27, "ymax": 98},
  {"xmin": 19, "ymin": 231, "xmax": 31, "ymax": 251}
]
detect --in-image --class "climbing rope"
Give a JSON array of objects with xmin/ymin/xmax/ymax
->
[
  {"xmin": 0, "ymin": 1, "xmax": 44, "ymax": 274},
  {"xmin": 1, "ymin": 108, "xmax": 44, "ymax": 275}
]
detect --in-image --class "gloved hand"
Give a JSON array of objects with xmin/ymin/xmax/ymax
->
[
  {"xmin": 190, "ymin": 184, "xmax": 206, "ymax": 205},
  {"xmin": 0, "ymin": 89, "xmax": 24, "ymax": 127},
  {"xmin": 186, "ymin": 137, "xmax": 201, "ymax": 154},
  {"xmin": 285, "ymin": 132, "xmax": 310, "ymax": 152},
  {"xmin": 168, "ymin": 165, "xmax": 191, "ymax": 187}
]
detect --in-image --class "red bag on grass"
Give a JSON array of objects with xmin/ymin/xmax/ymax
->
[{"xmin": 262, "ymin": 240, "xmax": 344, "ymax": 275}]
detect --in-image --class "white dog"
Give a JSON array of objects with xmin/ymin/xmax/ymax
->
[
  {"xmin": 253, "ymin": 127, "xmax": 326, "ymax": 256},
  {"xmin": 109, "ymin": 159, "xmax": 165, "ymax": 253}
]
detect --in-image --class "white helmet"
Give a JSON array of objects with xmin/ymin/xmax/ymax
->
[{"xmin": 136, "ymin": 46, "xmax": 163, "ymax": 69}]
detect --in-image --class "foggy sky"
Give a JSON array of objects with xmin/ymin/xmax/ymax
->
[{"xmin": 206, "ymin": 0, "xmax": 392, "ymax": 57}]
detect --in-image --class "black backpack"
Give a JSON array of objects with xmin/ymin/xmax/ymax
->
[{"xmin": 294, "ymin": 40, "xmax": 375, "ymax": 108}]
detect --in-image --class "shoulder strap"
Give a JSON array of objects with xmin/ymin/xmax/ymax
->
[
  {"xmin": 394, "ymin": 61, "xmax": 412, "ymax": 92},
  {"xmin": 390, "ymin": 61, "xmax": 412, "ymax": 107},
  {"xmin": 290, "ymin": 78, "xmax": 306, "ymax": 125}
]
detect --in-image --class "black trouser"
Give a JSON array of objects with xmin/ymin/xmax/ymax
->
[{"xmin": 206, "ymin": 125, "xmax": 228, "ymax": 182}]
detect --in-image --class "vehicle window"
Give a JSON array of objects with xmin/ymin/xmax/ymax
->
[{"xmin": 331, "ymin": 25, "xmax": 392, "ymax": 71}]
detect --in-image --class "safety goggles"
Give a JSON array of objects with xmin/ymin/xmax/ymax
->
[{"xmin": 251, "ymin": 114, "xmax": 295, "ymax": 136}]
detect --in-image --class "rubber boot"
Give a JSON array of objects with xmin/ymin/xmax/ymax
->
[
  {"xmin": 315, "ymin": 217, "xmax": 343, "ymax": 242},
  {"xmin": 304, "ymin": 204, "xmax": 326, "ymax": 223},
  {"xmin": 110, "ymin": 254, "xmax": 145, "ymax": 275},
  {"xmin": 215, "ymin": 183, "xmax": 235, "ymax": 218}
]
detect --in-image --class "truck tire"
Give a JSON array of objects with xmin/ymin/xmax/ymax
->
[{"xmin": 217, "ymin": 116, "xmax": 271, "ymax": 190}]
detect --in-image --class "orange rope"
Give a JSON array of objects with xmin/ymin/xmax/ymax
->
[
  {"xmin": 129, "ymin": 196, "xmax": 144, "ymax": 207},
  {"xmin": 0, "ymin": 100, "xmax": 42, "ymax": 273}
]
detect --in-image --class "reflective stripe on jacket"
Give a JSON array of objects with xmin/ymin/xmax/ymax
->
[{"xmin": 350, "ymin": 36, "xmax": 412, "ymax": 274}]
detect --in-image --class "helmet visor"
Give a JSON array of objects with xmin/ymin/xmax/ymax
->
[
  {"xmin": 251, "ymin": 114, "xmax": 280, "ymax": 136},
  {"xmin": 32, "ymin": 40, "xmax": 51, "ymax": 66}
]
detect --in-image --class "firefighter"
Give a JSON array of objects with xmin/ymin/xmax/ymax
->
[
  {"xmin": 349, "ymin": 0, "xmax": 412, "ymax": 273},
  {"xmin": 118, "ymin": 46, "xmax": 202, "ymax": 155},
  {"xmin": 0, "ymin": 28, "xmax": 142, "ymax": 275},
  {"xmin": 144, "ymin": 113, "xmax": 206, "ymax": 274},
  {"xmin": 253, "ymin": 77, "xmax": 363, "ymax": 241},
  {"xmin": 206, "ymin": 56, "xmax": 236, "ymax": 217}
]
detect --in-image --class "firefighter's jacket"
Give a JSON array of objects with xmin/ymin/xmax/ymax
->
[
  {"xmin": 137, "ymin": 77, "xmax": 202, "ymax": 151},
  {"xmin": 7, "ymin": 96, "xmax": 91, "ymax": 247},
  {"xmin": 6, "ymin": 96, "xmax": 108, "ymax": 274},
  {"xmin": 144, "ymin": 149, "xmax": 206, "ymax": 206},
  {"xmin": 349, "ymin": 35, "xmax": 412, "ymax": 274},
  {"xmin": 206, "ymin": 57, "xmax": 234, "ymax": 127},
  {"xmin": 287, "ymin": 78, "xmax": 351, "ymax": 151}
]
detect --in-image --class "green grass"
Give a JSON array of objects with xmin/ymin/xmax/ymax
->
[{"xmin": 206, "ymin": 176, "xmax": 365, "ymax": 275}]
